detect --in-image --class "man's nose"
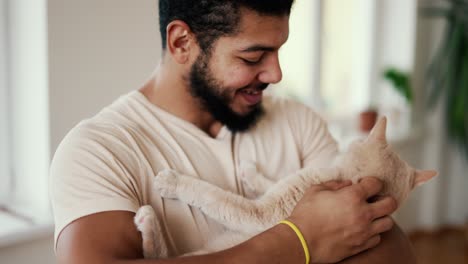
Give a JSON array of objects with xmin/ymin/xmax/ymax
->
[{"xmin": 258, "ymin": 53, "xmax": 282, "ymax": 84}]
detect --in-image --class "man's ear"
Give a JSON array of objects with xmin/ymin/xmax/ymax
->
[{"xmin": 166, "ymin": 20, "xmax": 196, "ymax": 64}]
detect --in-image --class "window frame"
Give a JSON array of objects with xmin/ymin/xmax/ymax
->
[
  {"xmin": 274, "ymin": 0, "xmax": 379, "ymax": 117},
  {"xmin": 0, "ymin": 0, "xmax": 12, "ymax": 204},
  {"xmin": 0, "ymin": 0, "xmax": 54, "ymax": 247}
]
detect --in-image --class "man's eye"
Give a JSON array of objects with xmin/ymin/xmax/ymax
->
[{"xmin": 241, "ymin": 58, "xmax": 261, "ymax": 65}]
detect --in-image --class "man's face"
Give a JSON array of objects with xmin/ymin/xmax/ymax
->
[{"xmin": 188, "ymin": 9, "xmax": 289, "ymax": 132}]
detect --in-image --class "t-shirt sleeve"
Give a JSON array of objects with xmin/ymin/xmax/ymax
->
[
  {"xmin": 288, "ymin": 101, "xmax": 339, "ymax": 169},
  {"xmin": 49, "ymin": 123, "xmax": 141, "ymax": 250}
]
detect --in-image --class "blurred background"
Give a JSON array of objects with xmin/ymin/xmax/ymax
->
[{"xmin": 0, "ymin": 0, "xmax": 466, "ymax": 263}]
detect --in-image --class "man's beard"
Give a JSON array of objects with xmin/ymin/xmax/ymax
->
[{"xmin": 188, "ymin": 53, "xmax": 266, "ymax": 133}]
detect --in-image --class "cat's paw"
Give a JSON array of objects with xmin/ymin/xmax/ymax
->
[
  {"xmin": 135, "ymin": 205, "xmax": 156, "ymax": 233},
  {"xmin": 153, "ymin": 169, "xmax": 180, "ymax": 199},
  {"xmin": 135, "ymin": 205, "xmax": 168, "ymax": 258}
]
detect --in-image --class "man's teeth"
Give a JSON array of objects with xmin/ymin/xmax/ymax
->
[{"xmin": 243, "ymin": 89, "xmax": 260, "ymax": 95}]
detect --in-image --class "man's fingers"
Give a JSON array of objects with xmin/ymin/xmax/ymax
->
[
  {"xmin": 370, "ymin": 196, "xmax": 398, "ymax": 219},
  {"xmin": 356, "ymin": 177, "xmax": 384, "ymax": 199},
  {"xmin": 369, "ymin": 216, "xmax": 394, "ymax": 236},
  {"xmin": 322, "ymin": 180, "xmax": 352, "ymax": 190}
]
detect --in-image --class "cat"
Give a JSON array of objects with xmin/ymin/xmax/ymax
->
[{"xmin": 134, "ymin": 116, "xmax": 437, "ymax": 258}]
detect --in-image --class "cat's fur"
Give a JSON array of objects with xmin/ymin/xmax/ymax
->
[{"xmin": 134, "ymin": 117, "xmax": 437, "ymax": 258}]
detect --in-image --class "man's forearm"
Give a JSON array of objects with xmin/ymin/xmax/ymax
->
[
  {"xmin": 114, "ymin": 223, "xmax": 305, "ymax": 264},
  {"xmin": 117, "ymin": 223, "xmax": 416, "ymax": 264}
]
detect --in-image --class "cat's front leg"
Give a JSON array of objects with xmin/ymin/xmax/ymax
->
[
  {"xmin": 153, "ymin": 169, "xmax": 181, "ymax": 199},
  {"xmin": 153, "ymin": 169, "xmax": 212, "ymax": 206},
  {"xmin": 153, "ymin": 169, "xmax": 270, "ymax": 232},
  {"xmin": 134, "ymin": 205, "xmax": 169, "ymax": 258},
  {"xmin": 153, "ymin": 169, "xmax": 226, "ymax": 211}
]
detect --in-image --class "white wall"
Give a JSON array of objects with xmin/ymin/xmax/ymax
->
[
  {"xmin": 47, "ymin": 0, "xmax": 161, "ymax": 152},
  {"xmin": 0, "ymin": 237, "xmax": 55, "ymax": 264},
  {"xmin": 1, "ymin": 1, "xmax": 161, "ymax": 263}
]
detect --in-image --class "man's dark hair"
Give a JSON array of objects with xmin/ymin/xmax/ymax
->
[{"xmin": 159, "ymin": 0, "xmax": 294, "ymax": 52}]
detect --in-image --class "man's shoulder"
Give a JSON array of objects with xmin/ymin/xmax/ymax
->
[
  {"xmin": 54, "ymin": 91, "xmax": 150, "ymax": 158},
  {"xmin": 72, "ymin": 94, "xmax": 136, "ymax": 135}
]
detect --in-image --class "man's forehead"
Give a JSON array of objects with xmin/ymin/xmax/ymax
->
[{"xmin": 230, "ymin": 9, "xmax": 290, "ymax": 52}]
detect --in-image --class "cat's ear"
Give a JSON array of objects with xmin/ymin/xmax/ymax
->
[
  {"xmin": 413, "ymin": 170, "xmax": 438, "ymax": 188},
  {"xmin": 367, "ymin": 116, "xmax": 387, "ymax": 143}
]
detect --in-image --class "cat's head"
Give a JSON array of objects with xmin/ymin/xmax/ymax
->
[{"xmin": 335, "ymin": 117, "xmax": 437, "ymax": 205}]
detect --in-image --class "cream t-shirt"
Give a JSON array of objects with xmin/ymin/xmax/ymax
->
[{"xmin": 49, "ymin": 90, "xmax": 338, "ymax": 256}]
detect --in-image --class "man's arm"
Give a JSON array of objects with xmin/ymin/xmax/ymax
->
[
  {"xmin": 56, "ymin": 213, "xmax": 416, "ymax": 264},
  {"xmin": 56, "ymin": 211, "xmax": 306, "ymax": 264},
  {"xmin": 56, "ymin": 178, "xmax": 414, "ymax": 264}
]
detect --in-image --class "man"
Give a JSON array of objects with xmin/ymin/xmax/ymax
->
[{"xmin": 50, "ymin": 1, "xmax": 417, "ymax": 263}]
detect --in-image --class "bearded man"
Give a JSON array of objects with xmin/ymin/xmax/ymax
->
[{"xmin": 50, "ymin": 1, "xmax": 416, "ymax": 263}]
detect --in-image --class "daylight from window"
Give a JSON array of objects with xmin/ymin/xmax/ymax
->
[
  {"xmin": 0, "ymin": 0, "xmax": 10, "ymax": 203},
  {"xmin": 274, "ymin": 0, "xmax": 374, "ymax": 119}
]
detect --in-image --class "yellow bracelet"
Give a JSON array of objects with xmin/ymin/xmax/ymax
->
[{"xmin": 279, "ymin": 220, "xmax": 310, "ymax": 264}]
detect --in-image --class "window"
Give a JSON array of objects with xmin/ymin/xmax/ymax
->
[
  {"xmin": 0, "ymin": 0, "xmax": 11, "ymax": 204},
  {"xmin": 275, "ymin": 0, "xmax": 377, "ymax": 118},
  {"xmin": 273, "ymin": 0, "xmax": 322, "ymax": 106},
  {"xmin": 319, "ymin": 0, "xmax": 377, "ymax": 118},
  {"xmin": 0, "ymin": 0, "xmax": 52, "ymax": 236},
  {"xmin": 275, "ymin": 0, "xmax": 417, "ymax": 141}
]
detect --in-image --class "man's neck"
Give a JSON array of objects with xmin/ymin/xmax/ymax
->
[{"xmin": 139, "ymin": 64, "xmax": 224, "ymax": 138}]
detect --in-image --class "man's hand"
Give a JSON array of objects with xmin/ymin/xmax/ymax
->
[{"xmin": 288, "ymin": 177, "xmax": 398, "ymax": 263}]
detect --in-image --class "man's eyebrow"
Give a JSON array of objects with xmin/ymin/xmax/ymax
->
[{"xmin": 239, "ymin": 45, "xmax": 276, "ymax": 52}]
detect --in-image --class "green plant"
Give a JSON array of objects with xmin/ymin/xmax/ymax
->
[
  {"xmin": 383, "ymin": 67, "xmax": 413, "ymax": 105},
  {"xmin": 422, "ymin": 0, "xmax": 468, "ymax": 158}
]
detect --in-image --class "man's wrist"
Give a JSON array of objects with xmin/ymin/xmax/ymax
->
[
  {"xmin": 286, "ymin": 216, "xmax": 321, "ymax": 263},
  {"xmin": 216, "ymin": 219, "xmax": 313, "ymax": 264},
  {"xmin": 266, "ymin": 222, "xmax": 307, "ymax": 264},
  {"xmin": 278, "ymin": 220, "xmax": 310, "ymax": 264}
]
